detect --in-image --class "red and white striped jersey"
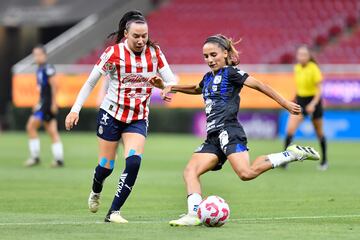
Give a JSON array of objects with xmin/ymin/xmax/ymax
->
[{"xmin": 95, "ymin": 40, "xmax": 176, "ymax": 123}]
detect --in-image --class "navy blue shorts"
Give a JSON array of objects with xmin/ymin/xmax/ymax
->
[
  {"xmin": 96, "ymin": 108, "xmax": 148, "ymax": 142},
  {"xmin": 33, "ymin": 104, "xmax": 55, "ymax": 122},
  {"xmin": 195, "ymin": 125, "xmax": 248, "ymax": 171}
]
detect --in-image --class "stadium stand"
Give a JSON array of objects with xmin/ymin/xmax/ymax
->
[{"xmin": 77, "ymin": 0, "xmax": 360, "ymax": 64}]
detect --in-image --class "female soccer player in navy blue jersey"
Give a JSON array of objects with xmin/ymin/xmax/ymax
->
[
  {"xmin": 25, "ymin": 45, "xmax": 64, "ymax": 168},
  {"xmin": 153, "ymin": 34, "xmax": 320, "ymax": 226}
]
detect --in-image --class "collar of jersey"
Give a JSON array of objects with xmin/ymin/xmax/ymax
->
[{"xmin": 211, "ymin": 65, "xmax": 229, "ymax": 76}]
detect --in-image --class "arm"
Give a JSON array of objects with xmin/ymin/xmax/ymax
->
[
  {"xmin": 65, "ymin": 67, "xmax": 102, "ymax": 130},
  {"xmin": 169, "ymin": 84, "xmax": 202, "ymax": 95},
  {"xmin": 48, "ymin": 76, "xmax": 58, "ymax": 114},
  {"xmin": 244, "ymin": 76, "xmax": 301, "ymax": 114},
  {"xmin": 306, "ymin": 82, "xmax": 322, "ymax": 114}
]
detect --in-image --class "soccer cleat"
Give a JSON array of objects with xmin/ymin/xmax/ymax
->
[
  {"xmin": 88, "ymin": 191, "xmax": 101, "ymax": 213},
  {"xmin": 286, "ymin": 145, "xmax": 320, "ymax": 161},
  {"xmin": 104, "ymin": 211, "xmax": 128, "ymax": 223},
  {"xmin": 24, "ymin": 157, "xmax": 40, "ymax": 167},
  {"xmin": 169, "ymin": 214, "xmax": 201, "ymax": 226},
  {"xmin": 51, "ymin": 160, "xmax": 64, "ymax": 168}
]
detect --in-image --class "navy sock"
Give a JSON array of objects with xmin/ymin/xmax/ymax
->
[
  {"xmin": 109, "ymin": 155, "xmax": 141, "ymax": 212},
  {"xmin": 284, "ymin": 134, "xmax": 293, "ymax": 150},
  {"xmin": 320, "ymin": 136, "xmax": 327, "ymax": 164},
  {"xmin": 92, "ymin": 158, "xmax": 114, "ymax": 193}
]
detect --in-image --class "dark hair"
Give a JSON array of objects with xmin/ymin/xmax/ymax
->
[
  {"xmin": 204, "ymin": 34, "xmax": 240, "ymax": 66},
  {"xmin": 108, "ymin": 10, "xmax": 156, "ymax": 48},
  {"xmin": 297, "ymin": 45, "xmax": 318, "ymax": 64},
  {"xmin": 33, "ymin": 44, "xmax": 47, "ymax": 54}
]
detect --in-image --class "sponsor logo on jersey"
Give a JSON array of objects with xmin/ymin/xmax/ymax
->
[
  {"xmin": 205, "ymin": 99, "xmax": 213, "ymax": 115},
  {"xmin": 206, "ymin": 120, "xmax": 216, "ymax": 131},
  {"xmin": 122, "ymin": 74, "xmax": 152, "ymax": 88},
  {"xmin": 127, "ymin": 92, "xmax": 150, "ymax": 99}
]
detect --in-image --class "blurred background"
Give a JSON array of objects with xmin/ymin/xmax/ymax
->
[{"xmin": 1, "ymin": 0, "xmax": 360, "ymax": 140}]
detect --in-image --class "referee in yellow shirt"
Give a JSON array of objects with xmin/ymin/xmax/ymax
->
[{"xmin": 283, "ymin": 45, "xmax": 327, "ymax": 170}]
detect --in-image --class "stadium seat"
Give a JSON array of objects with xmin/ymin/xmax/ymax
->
[{"xmin": 77, "ymin": 0, "xmax": 360, "ymax": 64}]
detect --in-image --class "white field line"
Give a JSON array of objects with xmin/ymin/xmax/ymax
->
[{"xmin": 0, "ymin": 214, "xmax": 359, "ymax": 226}]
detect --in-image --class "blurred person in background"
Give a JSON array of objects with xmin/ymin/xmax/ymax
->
[
  {"xmin": 24, "ymin": 45, "xmax": 64, "ymax": 167},
  {"xmin": 283, "ymin": 45, "xmax": 327, "ymax": 170}
]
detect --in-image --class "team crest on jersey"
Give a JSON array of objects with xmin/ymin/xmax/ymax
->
[
  {"xmin": 212, "ymin": 85, "xmax": 218, "ymax": 92},
  {"xmin": 152, "ymin": 56, "xmax": 158, "ymax": 65},
  {"xmin": 98, "ymin": 126, "xmax": 103, "ymax": 135},
  {"xmin": 136, "ymin": 62, "xmax": 142, "ymax": 69},
  {"xmin": 104, "ymin": 62, "xmax": 115, "ymax": 72},
  {"xmin": 213, "ymin": 75, "xmax": 222, "ymax": 84}
]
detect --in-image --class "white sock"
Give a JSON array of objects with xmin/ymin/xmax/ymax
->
[
  {"xmin": 52, "ymin": 142, "xmax": 64, "ymax": 162},
  {"xmin": 268, "ymin": 151, "xmax": 296, "ymax": 168},
  {"xmin": 29, "ymin": 138, "xmax": 40, "ymax": 159},
  {"xmin": 187, "ymin": 193, "xmax": 202, "ymax": 216}
]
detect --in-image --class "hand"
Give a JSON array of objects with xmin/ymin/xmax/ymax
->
[
  {"xmin": 65, "ymin": 112, "xmax": 79, "ymax": 130},
  {"xmin": 149, "ymin": 76, "xmax": 165, "ymax": 89},
  {"xmin": 51, "ymin": 104, "xmax": 58, "ymax": 114},
  {"xmin": 285, "ymin": 101, "xmax": 302, "ymax": 115},
  {"xmin": 161, "ymin": 86, "xmax": 174, "ymax": 102},
  {"xmin": 305, "ymin": 104, "xmax": 316, "ymax": 115}
]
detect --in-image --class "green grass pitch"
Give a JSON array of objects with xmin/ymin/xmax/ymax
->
[{"xmin": 0, "ymin": 132, "xmax": 359, "ymax": 240}]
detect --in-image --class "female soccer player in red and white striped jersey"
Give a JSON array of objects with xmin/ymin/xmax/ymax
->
[{"xmin": 65, "ymin": 10, "xmax": 176, "ymax": 223}]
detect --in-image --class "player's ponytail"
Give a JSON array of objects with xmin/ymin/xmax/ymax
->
[
  {"xmin": 205, "ymin": 34, "xmax": 241, "ymax": 66},
  {"xmin": 107, "ymin": 10, "xmax": 157, "ymax": 48}
]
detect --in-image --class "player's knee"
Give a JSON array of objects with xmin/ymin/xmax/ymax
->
[
  {"xmin": 26, "ymin": 121, "xmax": 33, "ymax": 133},
  {"xmin": 236, "ymin": 170, "xmax": 254, "ymax": 181},
  {"xmin": 183, "ymin": 165, "xmax": 197, "ymax": 181},
  {"xmin": 26, "ymin": 121, "xmax": 36, "ymax": 134}
]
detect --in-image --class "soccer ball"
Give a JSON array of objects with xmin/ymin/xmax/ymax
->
[{"xmin": 197, "ymin": 195, "xmax": 230, "ymax": 227}]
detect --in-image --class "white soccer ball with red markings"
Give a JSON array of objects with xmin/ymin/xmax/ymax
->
[{"xmin": 197, "ymin": 195, "xmax": 230, "ymax": 227}]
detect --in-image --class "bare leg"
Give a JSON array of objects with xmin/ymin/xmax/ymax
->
[
  {"xmin": 44, "ymin": 119, "xmax": 64, "ymax": 165},
  {"xmin": 228, "ymin": 152, "xmax": 272, "ymax": 181},
  {"xmin": 184, "ymin": 153, "xmax": 219, "ymax": 195},
  {"xmin": 44, "ymin": 119, "xmax": 61, "ymax": 143},
  {"xmin": 25, "ymin": 116, "xmax": 42, "ymax": 166}
]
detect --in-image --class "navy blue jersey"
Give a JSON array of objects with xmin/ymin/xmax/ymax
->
[
  {"xmin": 199, "ymin": 66, "xmax": 249, "ymax": 133},
  {"xmin": 36, "ymin": 64, "xmax": 56, "ymax": 107}
]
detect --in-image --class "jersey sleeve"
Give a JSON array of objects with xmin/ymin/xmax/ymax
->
[
  {"xmin": 95, "ymin": 46, "xmax": 116, "ymax": 75},
  {"xmin": 155, "ymin": 46, "xmax": 177, "ymax": 86},
  {"xmin": 313, "ymin": 64, "xmax": 323, "ymax": 84},
  {"xmin": 198, "ymin": 73, "xmax": 208, "ymax": 89},
  {"xmin": 229, "ymin": 67, "xmax": 249, "ymax": 86},
  {"xmin": 45, "ymin": 64, "xmax": 56, "ymax": 77}
]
